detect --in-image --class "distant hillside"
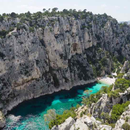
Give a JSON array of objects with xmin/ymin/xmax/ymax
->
[{"xmin": 120, "ymin": 21, "xmax": 130, "ymax": 24}]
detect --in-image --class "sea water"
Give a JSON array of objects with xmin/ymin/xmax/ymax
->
[{"xmin": 5, "ymin": 83, "xmax": 108, "ymax": 130}]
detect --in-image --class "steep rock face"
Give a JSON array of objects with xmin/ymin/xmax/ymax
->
[
  {"xmin": 51, "ymin": 117, "xmax": 75, "ymax": 130},
  {"xmin": 91, "ymin": 87, "xmax": 130, "ymax": 118},
  {"xmin": 0, "ymin": 14, "xmax": 130, "ymax": 117},
  {"xmin": 113, "ymin": 104, "xmax": 130, "ymax": 130},
  {"xmin": 51, "ymin": 115, "xmax": 112, "ymax": 130}
]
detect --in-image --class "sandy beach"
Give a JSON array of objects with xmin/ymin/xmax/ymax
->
[{"xmin": 98, "ymin": 76, "xmax": 116, "ymax": 85}]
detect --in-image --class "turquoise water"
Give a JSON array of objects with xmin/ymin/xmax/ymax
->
[{"xmin": 5, "ymin": 83, "xmax": 108, "ymax": 130}]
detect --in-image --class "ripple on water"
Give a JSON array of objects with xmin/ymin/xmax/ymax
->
[{"xmin": 5, "ymin": 83, "xmax": 108, "ymax": 130}]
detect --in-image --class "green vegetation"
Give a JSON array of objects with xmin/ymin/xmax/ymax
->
[
  {"xmin": 115, "ymin": 78, "xmax": 130, "ymax": 92},
  {"xmin": 0, "ymin": 30, "xmax": 8, "ymax": 38},
  {"xmin": 82, "ymin": 85, "xmax": 113, "ymax": 106},
  {"xmin": 48, "ymin": 107, "xmax": 76, "ymax": 129},
  {"xmin": 100, "ymin": 57, "xmax": 108, "ymax": 66},
  {"xmin": 0, "ymin": 15, "xmax": 4, "ymax": 22},
  {"xmin": 108, "ymin": 89, "xmax": 121, "ymax": 98},
  {"xmin": 108, "ymin": 75, "xmax": 113, "ymax": 78},
  {"xmin": 112, "ymin": 56, "xmax": 122, "ymax": 73},
  {"xmin": 126, "ymin": 117, "xmax": 130, "ymax": 122},
  {"xmin": 45, "ymin": 73, "xmax": 130, "ymax": 128},
  {"xmin": 96, "ymin": 102, "xmax": 130, "ymax": 124},
  {"xmin": 29, "ymin": 27, "xmax": 35, "ymax": 32},
  {"xmin": 101, "ymin": 112, "xmax": 109, "ymax": 123},
  {"xmin": 111, "ymin": 101, "xmax": 130, "ymax": 122},
  {"xmin": 117, "ymin": 73, "xmax": 124, "ymax": 78},
  {"xmin": 0, "ymin": 8, "xmax": 111, "ymax": 38},
  {"xmin": 10, "ymin": 12, "xmax": 17, "ymax": 18},
  {"xmin": 92, "ymin": 65, "xmax": 97, "ymax": 77},
  {"xmin": 122, "ymin": 123, "xmax": 130, "ymax": 130}
]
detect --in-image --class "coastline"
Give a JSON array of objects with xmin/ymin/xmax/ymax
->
[{"xmin": 97, "ymin": 76, "xmax": 116, "ymax": 86}]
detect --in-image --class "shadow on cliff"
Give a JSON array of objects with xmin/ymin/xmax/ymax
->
[{"xmin": 7, "ymin": 82, "xmax": 96, "ymax": 117}]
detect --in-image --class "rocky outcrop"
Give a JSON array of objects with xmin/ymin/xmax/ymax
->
[
  {"xmin": 0, "ymin": 14, "xmax": 116, "ymax": 116},
  {"xmin": 70, "ymin": 118, "xmax": 89, "ymax": 130},
  {"xmin": 113, "ymin": 104, "xmax": 130, "ymax": 130},
  {"xmin": 0, "ymin": 12, "xmax": 130, "ymax": 121},
  {"xmin": 0, "ymin": 111, "xmax": 5, "ymax": 129},
  {"xmin": 121, "ymin": 60, "xmax": 130, "ymax": 73},
  {"xmin": 91, "ymin": 94, "xmax": 112, "ymax": 118},
  {"xmin": 91, "ymin": 87, "xmax": 130, "ymax": 118},
  {"xmin": 51, "ymin": 117, "xmax": 75, "ymax": 130},
  {"xmin": 51, "ymin": 115, "xmax": 112, "ymax": 130}
]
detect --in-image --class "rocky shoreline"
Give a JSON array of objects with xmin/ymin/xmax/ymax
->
[{"xmin": 0, "ymin": 11, "xmax": 130, "ymax": 129}]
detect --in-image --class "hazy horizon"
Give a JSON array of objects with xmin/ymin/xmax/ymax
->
[{"xmin": 0, "ymin": 0, "xmax": 129, "ymax": 22}]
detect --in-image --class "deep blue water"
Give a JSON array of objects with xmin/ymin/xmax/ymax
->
[{"xmin": 5, "ymin": 82, "xmax": 108, "ymax": 130}]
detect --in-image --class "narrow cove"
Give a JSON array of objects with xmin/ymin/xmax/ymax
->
[{"xmin": 4, "ymin": 82, "xmax": 108, "ymax": 130}]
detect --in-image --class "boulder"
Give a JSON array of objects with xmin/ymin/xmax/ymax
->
[
  {"xmin": 99, "ymin": 125, "xmax": 112, "ymax": 130},
  {"xmin": 120, "ymin": 60, "xmax": 129, "ymax": 73},
  {"xmin": 83, "ymin": 116, "xmax": 93, "ymax": 127},
  {"xmin": 58, "ymin": 117, "xmax": 75, "ymax": 130},
  {"xmin": 113, "ymin": 119, "xmax": 125, "ymax": 130},
  {"xmin": 70, "ymin": 119, "xmax": 89, "ymax": 130},
  {"xmin": 51, "ymin": 125, "xmax": 59, "ymax": 130}
]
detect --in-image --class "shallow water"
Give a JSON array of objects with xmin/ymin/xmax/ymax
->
[{"xmin": 5, "ymin": 82, "xmax": 108, "ymax": 130}]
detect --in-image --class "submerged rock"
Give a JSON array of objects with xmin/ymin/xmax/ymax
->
[{"xmin": 7, "ymin": 114, "xmax": 21, "ymax": 123}]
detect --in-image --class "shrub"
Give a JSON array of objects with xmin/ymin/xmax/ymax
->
[
  {"xmin": 10, "ymin": 12, "xmax": 17, "ymax": 18},
  {"xmin": 49, "ymin": 107, "xmax": 76, "ymax": 129},
  {"xmin": 0, "ymin": 15, "xmax": 4, "ymax": 22},
  {"xmin": 92, "ymin": 65, "xmax": 97, "ymax": 77},
  {"xmin": 76, "ymin": 104, "xmax": 80, "ymax": 109},
  {"xmin": 108, "ymin": 75, "xmax": 113, "ymax": 78},
  {"xmin": 16, "ymin": 23, "xmax": 23, "ymax": 30},
  {"xmin": 29, "ymin": 27, "xmax": 35, "ymax": 32},
  {"xmin": 111, "ymin": 101, "xmax": 130, "ymax": 122},
  {"xmin": 80, "ymin": 112, "xmax": 83, "ymax": 117},
  {"xmin": 100, "ymin": 57, "xmax": 108, "ymax": 66},
  {"xmin": 101, "ymin": 112, "xmax": 110, "ymax": 123},
  {"xmin": 117, "ymin": 73, "xmax": 124, "ymax": 79},
  {"xmin": 0, "ymin": 30, "xmax": 8, "ymax": 38},
  {"xmin": 109, "ymin": 123, "xmax": 115, "ymax": 128},
  {"xmin": 122, "ymin": 123, "xmax": 130, "ymax": 130},
  {"xmin": 115, "ymin": 78, "xmax": 130, "ymax": 92},
  {"xmin": 82, "ymin": 86, "xmax": 109, "ymax": 106},
  {"xmin": 125, "ymin": 117, "xmax": 130, "ymax": 122},
  {"xmin": 108, "ymin": 89, "xmax": 121, "ymax": 98}
]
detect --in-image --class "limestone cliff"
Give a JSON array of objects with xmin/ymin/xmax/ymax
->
[{"xmin": 0, "ymin": 12, "xmax": 130, "ymax": 124}]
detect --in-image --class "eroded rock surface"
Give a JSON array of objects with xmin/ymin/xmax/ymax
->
[
  {"xmin": 0, "ymin": 14, "xmax": 130, "ymax": 122},
  {"xmin": 0, "ymin": 111, "xmax": 5, "ymax": 129}
]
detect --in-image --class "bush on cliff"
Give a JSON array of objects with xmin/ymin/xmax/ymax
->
[
  {"xmin": 82, "ymin": 85, "xmax": 113, "ymax": 106},
  {"xmin": 0, "ymin": 30, "xmax": 9, "ymax": 38},
  {"xmin": 48, "ymin": 107, "xmax": 76, "ymax": 129},
  {"xmin": 115, "ymin": 78, "xmax": 130, "ymax": 92},
  {"xmin": 122, "ymin": 122, "xmax": 130, "ymax": 130},
  {"xmin": 110, "ymin": 101, "xmax": 130, "ymax": 122}
]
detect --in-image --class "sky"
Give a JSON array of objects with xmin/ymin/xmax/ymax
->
[{"xmin": 0, "ymin": 0, "xmax": 129, "ymax": 22}]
